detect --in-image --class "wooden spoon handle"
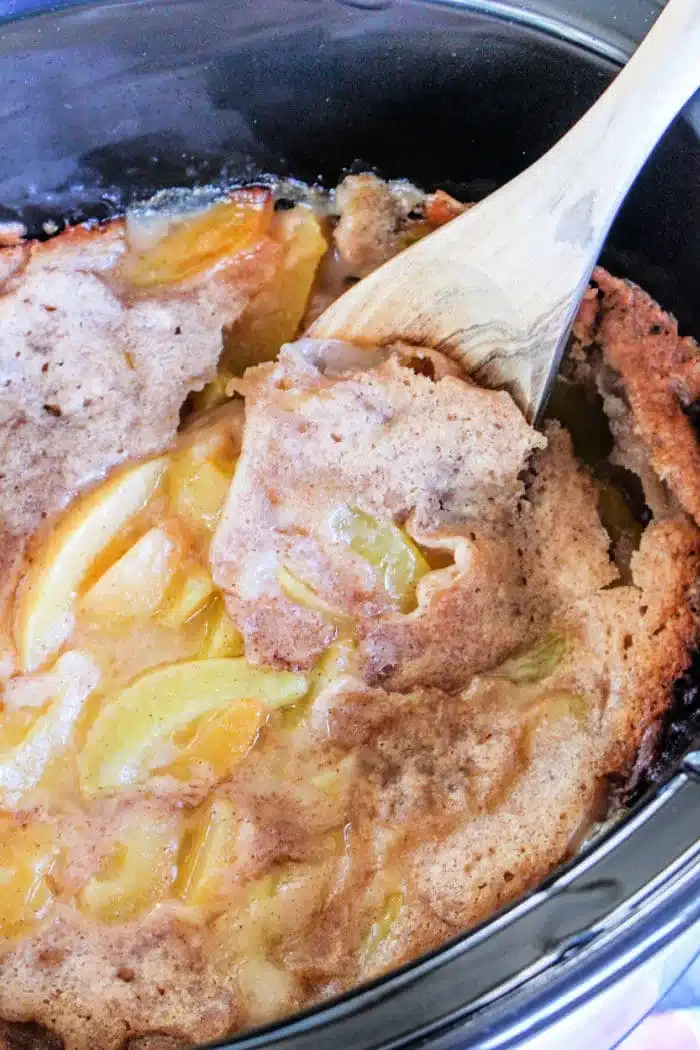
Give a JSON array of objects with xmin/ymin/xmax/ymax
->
[
  {"xmin": 311, "ymin": 0, "xmax": 700, "ymax": 421},
  {"xmin": 509, "ymin": 0, "xmax": 700, "ymax": 248}
]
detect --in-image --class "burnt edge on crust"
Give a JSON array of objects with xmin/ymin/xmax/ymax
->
[
  {"xmin": 623, "ymin": 648, "xmax": 700, "ymax": 803},
  {"xmin": 0, "ymin": 1022, "xmax": 63, "ymax": 1050},
  {"xmin": 0, "ymin": 1026, "xmax": 181, "ymax": 1050}
]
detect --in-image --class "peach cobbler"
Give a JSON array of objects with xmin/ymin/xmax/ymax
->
[{"xmin": 0, "ymin": 175, "xmax": 699, "ymax": 1050}]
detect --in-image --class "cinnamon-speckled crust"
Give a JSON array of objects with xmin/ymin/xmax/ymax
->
[
  {"xmin": 364, "ymin": 424, "xmax": 617, "ymax": 692},
  {"xmin": 0, "ymin": 907, "xmax": 238, "ymax": 1050},
  {"xmin": 212, "ymin": 340, "xmax": 544, "ymax": 677},
  {"xmin": 600, "ymin": 518, "xmax": 700, "ymax": 771},
  {"xmin": 572, "ymin": 266, "xmax": 700, "ymax": 524},
  {"xmin": 403, "ymin": 519, "xmax": 700, "ymax": 938},
  {"xmin": 519, "ymin": 423, "xmax": 617, "ymax": 604},
  {"xmin": 359, "ymin": 536, "xmax": 531, "ymax": 691},
  {"xmin": 1, "ymin": 461, "xmax": 699, "ymax": 1050},
  {"xmin": 0, "ymin": 220, "xmax": 278, "ymax": 669}
]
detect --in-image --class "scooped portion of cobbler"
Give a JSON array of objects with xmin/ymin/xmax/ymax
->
[{"xmin": 0, "ymin": 175, "xmax": 699, "ymax": 1050}]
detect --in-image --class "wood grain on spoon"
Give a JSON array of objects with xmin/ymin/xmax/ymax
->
[{"xmin": 311, "ymin": 0, "xmax": 700, "ymax": 422}]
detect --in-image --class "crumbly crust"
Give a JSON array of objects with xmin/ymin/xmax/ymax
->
[{"xmin": 333, "ymin": 175, "xmax": 407, "ymax": 278}]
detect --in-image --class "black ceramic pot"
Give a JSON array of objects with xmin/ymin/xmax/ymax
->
[{"xmin": 0, "ymin": 2, "xmax": 698, "ymax": 1048}]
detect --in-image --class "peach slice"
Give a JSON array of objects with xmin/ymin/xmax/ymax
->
[
  {"xmin": 0, "ymin": 651, "xmax": 100, "ymax": 806},
  {"xmin": 0, "ymin": 822, "xmax": 57, "ymax": 936},
  {"xmin": 81, "ymin": 527, "xmax": 177, "ymax": 620},
  {"xmin": 363, "ymin": 891, "xmax": 404, "ymax": 958},
  {"xmin": 493, "ymin": 630, "xmax": 568, "ymax": 684},
  {"xmin": 159, "ymin": 566, "xmax": 216, "ymax": 628},
  {"xmin": 165, "ymin": 699, "xmax": 262, "ymax": 781},
  {"xmin": 16, "ymin": 458, "xmax": 165, "ymax": 672},
  {"xmin": 78, "ymin": 659, "xmax": 307, "ymax": 795},
  {"xmin": 278, "ymin": 565, "xmax": 353, "ymax": 628},
  {"xmin": 223, "ymin": 205, "xmax": 327, "ymax": 374},
  {"xmin": 122, "ymin": 188, "xmax": 273, "ymax": 288},
  {"xmin": 199, "ymin": 598, "xmax": 244, "ymax": 659},
  {"xmin": 168, "ymin": 454, "xmax": 234, "ymax": 539},
  {"xmin": 177, "ymin": 797, "xmax": 240, "ymax": 908},
  {"xmin": 329, "ymin": 506, "xmax": 429, "ymax": 611}
]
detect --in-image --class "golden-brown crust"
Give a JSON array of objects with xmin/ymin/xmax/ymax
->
[
  {"xmin": 0, "ymin": 907, "xmax": 236, "ymax": 1050},
  {"xmin": 575, "ymin": 267, "xmax": 700, "ymax": 524},
  {"xmin": 359, "ymin": 536, "xmax": 532, "ymax": 691},
  {"xmin": 601, "ymin": 518, "xmax": 700, "ymax": 773},
  {"xmin": 520, "ymin": 422, "xmax": 618, "ymax": 604}
]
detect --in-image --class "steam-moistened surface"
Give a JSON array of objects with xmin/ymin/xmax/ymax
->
[{"xmin": 0, "ymin": 175, "xmax": 699, "ymax": 1050}]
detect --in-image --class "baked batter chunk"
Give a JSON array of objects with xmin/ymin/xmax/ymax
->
[
  {"xmin": 0, "ymin": 189, "xmax": 280, "ymax": 663},
  {"xmin": 0, "ymin": 178, "xmax": 698, "ymax": 1050}
]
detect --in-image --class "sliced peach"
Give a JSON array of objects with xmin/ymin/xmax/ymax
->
[
  {"xmin": 122, "ymin": 188, "xmax": 273, "ymax": 288},
  {"xmin": 493, "ymin": 630, "xmax": 568, "ymax": 684},
  {"xmin": 238, "ymin": 957, "xmax": 301, "ymax": 1026},
  {"xmin": 159, "ymin": 567, "xmax": 216, "ymax": 628},
  {"xmin": 168, "ymin": 454, "xmax": 234, "ymax": 539},
  {"xmin": 278, "ymin": 565, "xmax": 353, "ymax": 628},
  {"xmin": 329, "ymin": 506, "xmax": 429, "ymax": 611},
  {"xmin": 187, "ymin": 372, "xmax": 235, "ymax": 417},
  {"xmin": 16, "ymin": 458, "xmax": 165, "ymax": 672},
  {"xmin": 81, "ymin": 527, "xmax": 177, "ymax": 620},
  {"xmin": 363, "ymin": 891, "xmax": 404, "ymax": 958},
  {"xmin": 223, "ymin": 205, "xmax": 327, "ymax": 374},
  {"xmin": 177, "ymin": 797, "xmax": 240, "ymax": 908},
  {"xmin": 246, "ymin": 858, "xmax": 336, "ymax": 943},
  {"xmin": 0, "ymin": 651, "xmax": 100, "ymax": 806},
  {"xmin": 165, "ymin": 699, "xmax": 262, "ymax": 781},
  {"xmin": 0, "ymin": 823, "xmax": 57, "ymax": 936},
  {"xmin": 176, "ymin": 417, "xmax": 240, "ymax": 472},
  {"xmin": 78, "ymin": 659, "xmax": 307, "ymax": 795},
  {"xmin": 199, "ymin": 598, "xmax": 244, "ymax": 659},
  {"xmin": 279, "ymin": 640, "xmax": 355, "ymax": 729}
]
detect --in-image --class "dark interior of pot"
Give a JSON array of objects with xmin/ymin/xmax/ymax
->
[{"xmin": 0, "ymin": 1, "xmax": 699, "ymax": 1047}]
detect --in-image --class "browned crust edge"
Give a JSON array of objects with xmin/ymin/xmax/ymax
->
[
  {"xmin": 576, "ymin": 266, "xmax": 700, "ymax": 525},
  {"xmin": 0, "ymin": 1025, "xmax": 183, "ymax": 1050}
]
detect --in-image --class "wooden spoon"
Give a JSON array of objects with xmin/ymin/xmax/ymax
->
[{"xmin": 310, "ymin": 0, "xmax": 700, "ymax": 422}]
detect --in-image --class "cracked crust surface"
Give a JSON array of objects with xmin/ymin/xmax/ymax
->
[{"xmin": 0, "ymin": 183, "xmax": 699, "ymax": 1050}]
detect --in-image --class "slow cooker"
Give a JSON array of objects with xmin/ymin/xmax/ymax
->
[{"xmin": 0, "ymin": 0, "xmax": 698, "ymax": 1047}]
